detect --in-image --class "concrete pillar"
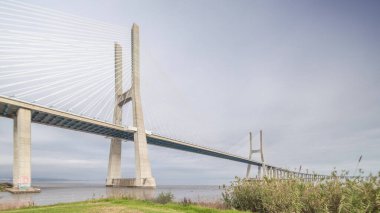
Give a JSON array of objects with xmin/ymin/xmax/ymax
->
[
  {"xmin": 260, "ymin": 130, "xmax": 266, "ymax": 178},
  {"xmin": 131, "ymin": 24, "xmax": 155, "ymax": 187},
  {"xmin": 246, "ymin": 132, "xmax": 253, "ymax": 178},
  {"xmin": 106, "ymin": 43, "xmax": 123, "ymax": 186},
  {"xmin": 11, "ymin": 108, "xmax": 38, "ymax": 192},
  {"xmin": 257, "ymin": 166, "xmax": 261, "ymax": 179}
]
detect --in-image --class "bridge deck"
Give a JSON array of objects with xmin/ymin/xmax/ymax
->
[
  {"xmin": 0, "ymin": 96, "xmax": 135, "ymax": 141},
  {"xmin": 0, "ymin": 96, "xmax": 264, "ymax": 167}
]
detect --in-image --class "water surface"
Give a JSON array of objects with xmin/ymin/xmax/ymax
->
[{"xmin": 0, "ymin": 180, "xmax": 223, "ymax": 206}]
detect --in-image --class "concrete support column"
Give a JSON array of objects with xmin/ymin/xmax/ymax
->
[
  {"xmin": 131, "ymin": 24, "xmax": 155, "ymax": 187},
  {"xmin": 10, "ymin": 108, "xmax": 38, "ymax": 193},
  {"xmin": 263, "ymin": 166, "xmax": 267, "ymax": 178},
  {"xmin": 257, "ymin": 166, "xmax": 261, "ymax": 179},
  {"xmin": 106, "ymin": 43, "xmax": 123, "ymax": 186},
  {"xmin": 246, "ymin": 132, "xmax": 253, "ymax": 178}
]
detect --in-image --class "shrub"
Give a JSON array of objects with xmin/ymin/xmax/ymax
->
[
  {"xmin": 154, "ymin": 192, "xmax": 174, "ymax": 204},
  {"xmin": 223, "ymin": 171, "xmax": 380, "ymax": 213},
  {"xmin": 0, "ymin": 182, "xmax": 12, "ymax": 192},
  {"xmin": 181, "ymin": 197, "xmax": 192, "ymax": 206}
]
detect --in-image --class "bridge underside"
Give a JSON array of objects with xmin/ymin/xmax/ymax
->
[{"xmin": 0, "ymin": 98, "xmax": 134, "ymax": 141}]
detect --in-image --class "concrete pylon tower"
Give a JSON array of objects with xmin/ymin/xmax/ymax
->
[
  {"xmin": 106, "ymin": 24, "xmax": 155, "ymax": 187},
  {"xmin": 130, "ymin": 23, "xmax": 155, "ymax": 187},
  {"xmin": 106, "ymin": 43, "xmax": 123, "ymax": 186},
  {"xmin": 259, "ymin": 130, "xmax": 266, "ymax": 178},
  {"xmin": 246, "ymin": 130, "xmax": 266, "ymax": 179},
  {"xmin": 246, "ymin": 132, "xmax": 253, "ymax": 178}
]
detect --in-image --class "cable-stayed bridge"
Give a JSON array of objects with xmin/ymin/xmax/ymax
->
[{"xmin": 0, "ymin": 1, "xmax": 328, "ymax": 193}]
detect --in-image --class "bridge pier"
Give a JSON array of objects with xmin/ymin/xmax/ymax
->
[{"xmin": 7, "ymin": 108, "xmax": 39, "ymax": 193}]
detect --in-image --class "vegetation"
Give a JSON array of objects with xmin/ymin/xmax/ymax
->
[
  {"xmin": 223, "ymin": 171, "xmax": 380, "ymax": 213},
  {"xmin": 3, "ymin": 171, "xmax": 380, "ymax": 212},
  {"xmin": 1, "ymin": 195, "xmax": 245, "ymax": 213},
  {"xmin": 0, "ymin": 182, "xmax": 12, "ymax": 192},
  {"xmin": 154, "ymin": 192, "xmax": 174, "ymax": 204}
]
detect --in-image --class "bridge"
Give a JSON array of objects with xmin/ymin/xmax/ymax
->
[{"xmin": 0, "ymin": 1, "xmax": 329, "ymax": 193}]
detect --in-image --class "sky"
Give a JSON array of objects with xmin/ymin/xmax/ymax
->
[{"xmin": 0, "ymin": 0, "xmax": 379, "ymax": 185}]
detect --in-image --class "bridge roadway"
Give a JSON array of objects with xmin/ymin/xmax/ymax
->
[{"xmin": 0, "ymin": 96, "xmax": 268, "ymax": 167}]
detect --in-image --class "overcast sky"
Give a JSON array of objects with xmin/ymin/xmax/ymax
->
[{"xmin": 0, "ymin": 0, "xmax": 379, "ymax": 185}]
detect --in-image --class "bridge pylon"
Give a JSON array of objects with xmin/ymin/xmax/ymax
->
[
  {"xmin": 246, "ymin": 130, "xmax": 266, "ymax": 179},
  {"xmin": 106, "ymin": 23, "xmax": 155, "ymax": 187}
]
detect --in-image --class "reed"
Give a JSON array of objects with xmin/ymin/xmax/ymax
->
[{"xmin": 222, "ymin": 171, "xmax": 380, "ymax": 213}]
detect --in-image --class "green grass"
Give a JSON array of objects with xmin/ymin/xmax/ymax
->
[{"xmin": 2, "ymin": 198, "xmax": 247, "ymax": 213}]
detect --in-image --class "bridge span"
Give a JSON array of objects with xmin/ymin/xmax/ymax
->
[
  {"xmin": 0, "ymin": 1, "xmax": 329, "ymax": 193},
  {"xmin": 0, "ymin": 95, "xmax": 265, "ymax": 167},
  {"xmin": 1, "ymin": 95, "xmax": 329, "ymax": 193}
]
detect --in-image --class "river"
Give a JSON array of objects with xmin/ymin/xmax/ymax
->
[{"xmin": 0, "ymin": 180, "xmax": 224, "ymax": 206}]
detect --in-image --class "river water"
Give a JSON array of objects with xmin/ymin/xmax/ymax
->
[{"xmin": 0, "ymin": 180, "xmax": 224, "ymax": 206}]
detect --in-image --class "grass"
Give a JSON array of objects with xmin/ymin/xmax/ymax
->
[
  {"xmin": 1, "ymin": 198, "xmax": 247, "ymax": 213},
  {"xmin": 3, "ymin": 170, "xmax": 379, "ymax": 212}
]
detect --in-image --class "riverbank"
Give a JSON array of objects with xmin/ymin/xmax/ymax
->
[{"xmin": 1, "ymin": 198, "xmax": 246, "ymax": 213}]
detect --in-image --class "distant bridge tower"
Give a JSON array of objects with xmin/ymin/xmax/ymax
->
[
  {"xmin": 246, "ymin": 130, "xmax": 266, "ymax": 179},
  {"xmin": 106, "ymin": 24, "xmax": 156, "ymax": 187}
]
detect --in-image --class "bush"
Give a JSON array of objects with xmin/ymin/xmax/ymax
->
[
  {"xmin": 154, "ymin": 192, "xmax": 174, "ymax": 204},
  {"xmin": 0, "ymin": 183, "xmax": 12, "ymax": 192},
  {"xmin": 181, "ymin": 197, "xmax": 193, "ymax": 206},
  {"xmin": 223, "ymin": 172, "xmax": 380, "ymax": 213}
]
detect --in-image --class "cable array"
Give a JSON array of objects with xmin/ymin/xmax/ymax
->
[{"xmin": 0, "ymin": 0, "xmax": 132, "ymax": 125}]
